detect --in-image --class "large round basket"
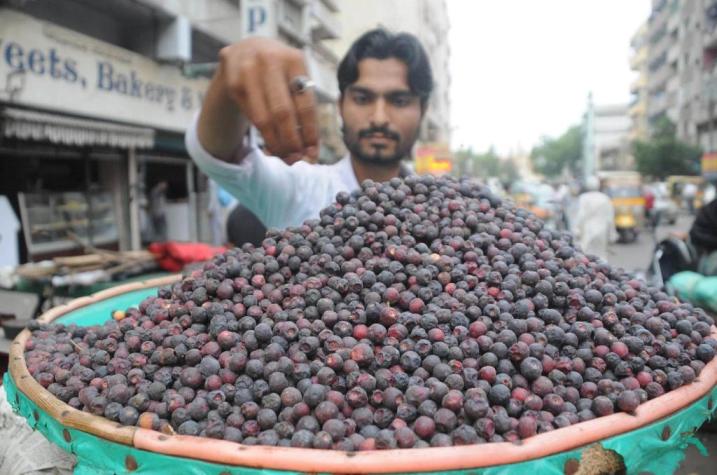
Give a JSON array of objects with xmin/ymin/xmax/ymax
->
[{"xmin": 5, "ymin": 276, "xmax": 717, "ymax": 474}]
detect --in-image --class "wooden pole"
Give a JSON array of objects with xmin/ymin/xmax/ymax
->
[{"xmin": 128, "ymin": 147, "xmax": 141, "ymax": 250}]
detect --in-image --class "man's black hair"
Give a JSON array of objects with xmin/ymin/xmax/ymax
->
[{"xmin": 337, "ymin": 28, "xmax": 433, "ymax": 109}]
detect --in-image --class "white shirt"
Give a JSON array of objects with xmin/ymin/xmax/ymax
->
[
  {"xmin": 185, "ymin": 117, "xmax": 360, "ymax": 229},
  {"xmin": 573, "ymin": 191, "xmax": 615, "ymax": 261}
]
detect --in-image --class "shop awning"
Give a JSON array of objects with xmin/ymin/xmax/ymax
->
[{"xmin": 1, "ymin": 107, "xmax": 155, "ymax": 149}]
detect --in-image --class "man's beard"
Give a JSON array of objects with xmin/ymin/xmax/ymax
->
[{"xmin": 342, "ymin": 124, "xmax": 415, "ymax": 166}]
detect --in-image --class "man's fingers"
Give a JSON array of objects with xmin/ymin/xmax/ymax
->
[
  {"xmin": 287, "ymin": 67, "xmax": 319, "ymax": 161},
  {"xmin": 220, "ymin": 40, "xmax": 318, "ymax": 163},
  {"xmin": 239, "ymin": 70, "xmax": 280, "ymax": 154},
  {"xmin": 293, "ymin": 91, "xmax": 319, "ymax": 160},
  {"xmin": 264, "ymin": 64, "xmax": 303, "ymax": 160}
]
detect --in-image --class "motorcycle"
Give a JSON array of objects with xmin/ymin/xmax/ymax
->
[{"xmin": 645, "ymin": 235, "xmax": 698, "ymax": 289}]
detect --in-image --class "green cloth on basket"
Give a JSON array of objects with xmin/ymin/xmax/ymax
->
[{"xmin": 669, "ymin": 271, "xmax": 717, "ymax": 313}]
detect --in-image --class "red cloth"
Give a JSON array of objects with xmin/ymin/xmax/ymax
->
[{"xmin": 149, "ymin": 241, "xmax": 226, "ymax": 272}]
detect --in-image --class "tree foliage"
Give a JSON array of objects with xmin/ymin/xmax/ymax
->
[
  {"xmin": 453, "ymin": 147, "xmax": 518, "ymax": 183},
  {"xmin": 529, "ymin": 126, "xmax": 582, "ymax": 178},
  {"xmin": 632, "ymin": 117, "xmax": 702, "ymax": 179}
]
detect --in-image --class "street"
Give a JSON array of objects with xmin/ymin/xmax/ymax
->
[
  {"xmin": 605, "ymin": 214, "xmax": 717, "ymax": 474},
  {"xmin": 606, "ymin": 214, "xmax": 692, "ymax": 275}
]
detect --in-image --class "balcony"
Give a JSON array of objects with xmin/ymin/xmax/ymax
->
[
  {"xmin": 667, "ymin": 11, "xmax": 680, "ymax": 35},
  {"xmin": 703, "ymin": 74, "xmax": 717, "ymax": 101},
  {"xmin": 667, "ymin": 89, "xmax": 678, "ymax": 109},
  {"xmin": 693, "ymin": 99, "xmax": 717, "ymax": 125},
  {"xmin": 319, "ymin": 0, "xmax": 338, "ymax": 12},
  {"xmin": 309, "ymin": 0, "xmax": 340, "ymax": 40},
  {"xmin": 667, "ymin": 43, "xmax": 679, "ymax": 65},
  {"xmin": 630, "ymin": 75, "xmax": 647, "ymax": 94},
  {"xmin": 648, "ymin": 64, "xmax": 673, "ymax": 92},
  {"xmin": 630, "ymin": 47, "xmax": 647, "ymax": 70},
  {"xmin": 648, "ymin": 3, "xmax": 669, "ymax": 29},
  {"xmin": 705, "ymin": 22, "xmax": 717, "ymax": 50},
  {"xmin": 629, "ymin": 101, "xmax": 646, "ymax": 118},
  {"xmin": 648, "ymin": 27, "xmax": 672, "ymax": 61},
  {"xmin": 277, "ymin": 0, "xmax": 309, "ymax": 46},
  {"xmin": 648, "ymin": 93, "xmax": 667, "ymax": 117},
  {"xmin": 648, "ymin": 50, "xmax": 668, "ymax": 73}
]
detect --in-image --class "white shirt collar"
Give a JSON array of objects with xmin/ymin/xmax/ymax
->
[
  {"xmin": 335, "ymin": 154, "xmax": 361, "ymax": 192},
  {"xmin": 332, "ymin": 154, "xmax": 412, "ymax": 191}
]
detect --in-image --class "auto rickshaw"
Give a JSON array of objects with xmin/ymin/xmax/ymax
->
[{"xmin": 598, "ymin": 171, "xmax": 645, "ymax": 243}]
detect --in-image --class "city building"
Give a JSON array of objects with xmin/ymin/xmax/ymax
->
[
  {"xmin": 629, "ymin": 22, "xmax": 650, "ymax": 141},
  {"xmin": 644, "ymin": 0, "xmax": 680, "ymax": 133},
  {"xmin": 642, "ymin": 0, "xmax": 717, "ymax": 154},
  {"xmin": 594, "ymin": 104, "xmax": 634, "ymax": 171},
  {"xmin": 582, "ymin": 95, "xmax": 633, "ymax": 177},
  {"xmin": 674, "ymin": 0, "xmax": 717, "ymax": 152},
  {"xmin": 326, "ymin": 0, "xmax": 452, "ymax": 149}
]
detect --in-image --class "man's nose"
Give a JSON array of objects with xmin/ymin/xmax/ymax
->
[{"xmin": 370, "ymin": 98, "xmax": 389, "ymax": 126}]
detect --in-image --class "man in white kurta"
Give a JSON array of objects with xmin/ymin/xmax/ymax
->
[{"xmin": 573, "ymin": 177, "xmax": 616, "ymax": 261}]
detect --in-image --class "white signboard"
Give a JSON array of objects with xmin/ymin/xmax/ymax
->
[
  {"xmin": 240, "ymin": 0, "xmax": 278, "ymax": 38},
  {"xmin": 0, "ymin": 9, "xmax": 209, "ymax": 132}
]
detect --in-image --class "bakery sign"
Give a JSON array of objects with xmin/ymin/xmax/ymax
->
[{"xmin": 0, "ymin": 9, "xmax": 209, "ymax": 132}]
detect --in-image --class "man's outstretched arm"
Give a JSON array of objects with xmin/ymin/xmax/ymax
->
[{"xmin": 196, "ymin": 37, "xmax": 320, "ymax": 164}]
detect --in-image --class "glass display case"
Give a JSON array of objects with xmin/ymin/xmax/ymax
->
[{"xmin": 18, "ymin": 191, "xmax": 118, "ymax": 257}]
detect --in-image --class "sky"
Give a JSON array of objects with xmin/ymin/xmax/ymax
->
[{"xmin": 447, "ymin": 0, "xmax": 651, "ymax": 155}]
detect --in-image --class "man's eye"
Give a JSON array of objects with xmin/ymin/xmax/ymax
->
[
  {"xmin": 391, "ymin": 96, "xmax": 412, "ymax": 107},
  {"xmin": 353, "ymin": 93, "xmax": 370, "ymax": 104}
]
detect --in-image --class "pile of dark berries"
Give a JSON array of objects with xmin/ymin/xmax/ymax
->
[{"xmin": 25, "ymin": 176, "xmax": 716, "ymax": 450}]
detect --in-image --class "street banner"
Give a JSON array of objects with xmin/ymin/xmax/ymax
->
[
  {"xmin": 415, "ymin": 143, "xmax": 452, "ymax": 175},
  {"xmin": 702, "ymin": 152, "xmax": 717, "ymax": 182}
]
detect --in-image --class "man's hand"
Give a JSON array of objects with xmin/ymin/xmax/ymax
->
[{"xmin": 208, "ymin": 37, "xmax": 320, "ymax": 164}]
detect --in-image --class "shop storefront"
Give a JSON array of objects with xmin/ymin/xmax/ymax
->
[{"xmin": 0, "ymin": 8, "xmax": 209, "ymax": 262}]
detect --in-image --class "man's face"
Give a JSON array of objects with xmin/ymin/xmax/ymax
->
[{"xmin": 340, "ymin": 58, "xmax": 423, "ymax": 166}]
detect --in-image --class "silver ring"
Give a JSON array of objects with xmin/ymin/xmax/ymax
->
[{"xmin": 289, "ymin": 75, "xmax": 315, "ymax": 95}]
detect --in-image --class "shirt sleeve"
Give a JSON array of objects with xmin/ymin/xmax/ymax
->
[{"xmin": 185, "ymin": 114, "xmax": 308, "ymax": 229}]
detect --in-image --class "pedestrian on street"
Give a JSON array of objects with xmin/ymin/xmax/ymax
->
[
  {"xmin": 572, "ymin": 177, "xmax": 616, "ymax": 261},
  {"xmin": 553, "ymin": 183, "xmax": 570, "ymax": 231},
  {"xmin": 148, "ymin": 180, "xmax": 168, "ymax": 241},
  {"xmin": 185, "ymin": 28, "xmax": 431, "ymax": 231},
  {"xmin": 643, "ymin": 184, "xmax": 657, "ymax": 228},
  {"xmin": 682, "ymin": 182, "xmax": 698, "ymax": 215}
]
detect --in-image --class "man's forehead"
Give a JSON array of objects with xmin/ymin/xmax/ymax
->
[{"xmin": 351, "ymin": 58, "xmax": 412, "ymax": 93}]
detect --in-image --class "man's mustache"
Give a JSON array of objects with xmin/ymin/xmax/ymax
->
[{"xmin": 359, "ymin": 126, "xmax": 400, "ymax": 141}]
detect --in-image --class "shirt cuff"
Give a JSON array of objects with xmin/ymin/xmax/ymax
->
[{"xmin": 184, "ymin": 112, "xmax": 260, "ymax": 178}]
